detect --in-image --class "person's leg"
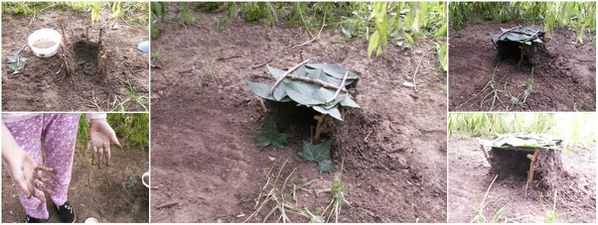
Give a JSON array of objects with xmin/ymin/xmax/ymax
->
[
  {"xmin": 3, "ymin": 116, "xmax": 48, "ymax": 219},
  {"xmin": 41, "ymin": 113, "xmax": 80, "ymax": 206}
]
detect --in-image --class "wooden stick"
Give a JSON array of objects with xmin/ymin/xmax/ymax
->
[
  {"xmin": 98, "ymin": 28, "xmax": 104, "ymax": 43},
  {"xmin": 86, "ymin": 27, "xmax": 89, "ymax": 42},
  {"xmin": 155, "ymin": 201, "xmax": 178, "ymax": 209},
  {"xmin": 480, "ymin": 143, "xmax": 490, "ymax": 162},
  {"xmin": 285, "ymin": 74, "xmax": 347, "ymax": 92},
  {"xmin": 269, "ymin": 59, "xmax": 310, "ymax": 97},
  {"xmin": 326, "ymin": 71, "xmax": 349, "ymax": 104},
  {"xmin": 412, "ymin": 51, "xmax": 426, "ymax": 93},
  {"xmin": 59, "ymin": 23, "xmax": 68, "ymax": 48},
  {"xmin": 313, "ymin": 114, "xmax": 327, "ymax": 141},
  {"xmin": 525, "ymin": 149, "xmax": 541, "ymax": 193}
]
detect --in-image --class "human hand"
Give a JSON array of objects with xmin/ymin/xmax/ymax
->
[
  {"xmin": 6, "ymin": 150, "xmax": 54, "ymax": 202},
  {"xmin": 87, "ymin": 118, "xmax": 122, "ymax": 168},
  {"xmin": 2, "ymin": 123, "xmax": 54, "ymax": 202}
]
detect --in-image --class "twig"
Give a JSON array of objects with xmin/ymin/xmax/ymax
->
[
  {"xmin": 363, "ymin": 130, "xmax": 373, "ymax": 143},
  {"xmin": 98, "ymin": 28, "xmax": 104, "ymax": 43},
  {"xmin": 269, "ymin": 59, "xmax": 310, "ymax": 96},
  {"xmin": 285, "ymin": 74, "xmax": 347, "ymax": 92},
  {"xmin": 251, "ymin": 59, "xmax": 273, "ymax": 69},
  {"xmin": 412, "ymin": 51, "xmax": 427, "ymax": 93},
  {"xmin": 216, "ymin": 55, "xmax": 241, "ymax": 61},
  {"xmin": 86, "ymin": 27, "xmax": 89, "ymax": 42},
  {"xmin": 326, "ymin": 71, "xmax": 349, "ymax": 104},
  {"xmin": 155, "ymin": 201, "xmax": 178, "ymax": 209},
  {"xmin": 59, "ymin": 23, "xmax": 68, "ymax": 48},
  {"xmin": 292, "ymin": 8, "xmax": 326, "ymax": 49},
  {"xmin": 457, "ymin": 62, "xmax": 501, "ymax": 109},
  {"xmin": 257, "ymin": 96, "xmax": 267, "ymax": 113}
]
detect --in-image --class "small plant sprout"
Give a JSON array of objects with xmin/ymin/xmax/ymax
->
[{"xmin": 320, "ymin": 160, "xmax": 351, "ymax": 222}]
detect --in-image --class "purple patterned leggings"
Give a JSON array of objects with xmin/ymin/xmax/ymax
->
[{"xmin": 4, "ymin": 113, "xmax": 80, "ymax": 219}]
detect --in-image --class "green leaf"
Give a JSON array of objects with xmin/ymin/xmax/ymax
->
[
  {"xmin": 255, "ymin": 127, "xmax": 287, "ymax": 149},
  {"xmin": 246, "ymin": 80, "xmax": 274, "ymax": 100},
  {"xmin": 299, "ymin": 140, "xmax": 336, "ymax": 173},
  {"xmin": 267, "ymin": 64, "xmax": 285, "ymax": 79},
  {"xmin": 318, "ymin": 160, "xmax": 336, "ymax": 173},
  {"xmin": 313, "ymin": 106, "xmax": 343, "ymax": 121},
  {"xmin": 339, "ymin": 97, "xmax": 360, "ymax": 108},
  {"xmin": 283, "ymin": 80, "xmax": 330, "ymax": 106},
  {"xmin": 298, "ymin": 140, "xmax": 332, "ymax": 162}
]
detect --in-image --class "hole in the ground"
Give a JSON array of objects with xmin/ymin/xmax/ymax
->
[
  {"xmin": 73, "ymin": 40, "xmax": 101, "ymax": 71},
  {"xmin": 267, "ymin": 101, "xmax": 320, "ymax": 140},
  {"xmin": 489, "ymin": 149, "xmax": 532, "ymax": 179},
  {"xmin": 496, "ymin": 41, "xmax": 524, "ymax": 63}
]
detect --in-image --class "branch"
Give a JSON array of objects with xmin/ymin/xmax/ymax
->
[
  {"xmin": 326, "ymin": 71, "xmax": 349, "ymax": 104},
  {"xmin": 285, "ymin": 74, "xmax": 347, "ymax": 92},
  {"xmin": 269, "ymin": 59, "xmax": 310, "ymax": 96}
]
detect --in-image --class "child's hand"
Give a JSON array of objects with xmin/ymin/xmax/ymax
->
[
  {"xmin": 3, "ymin": 123, "xmax": 54, "ymax": 202},
  {"xmin": 6, "ymin": 149, "xmax": 54, "ymax": 202},
  {"xmin": 87, "ymin": 118, "xmax": 122, "ymax": 168}
]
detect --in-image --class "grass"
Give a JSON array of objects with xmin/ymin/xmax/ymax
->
[
  {"xmin": 2, "ymin": 2, "xmax": 148, "ymax": 25},
  {"xmin": 77, "ymin": 113, "xmax": 149, "ymax": 153},
  {"xmin": 245, "ymin": 159, "xmax": 350, "ymax": 223},
  {"xmin": 449, "ymin": 113, "xmax": 596, "ymax": 147},
  {"xmin": 320, "ymin": 160, "xmax": 351, "ymax": 223},
  {"xmin": 471, "ymin": 175, "xmax": 509, "ymax": 223},
  {"xmin": 150, "ymin": 2, "xmax": 447, "ymax": 70},
  {"xmin": 450, "ymin": 2, "xmax": 595, "ymax": 43}
]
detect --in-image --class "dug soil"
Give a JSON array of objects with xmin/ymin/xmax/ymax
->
[
  {"xmin": 448, "ymin": 137, "xmax": 596, "ymax": 223},
  {"xmin": 2, "ymin": 8, "xmax": 149, "ymax": 111},
  {"xmin": 150, "ymin": 8, "xmax": 447, "ymax": 223},
  {"xmin": 2, "ymin": 148, "xmax": 149, "ymax": 223},
  {"xmin": 449, "ymin": 22, "xmax": 596, "ymax": 111}
]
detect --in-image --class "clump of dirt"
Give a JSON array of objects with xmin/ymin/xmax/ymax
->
[
  {"xmin": 449, "ymin": 22, "xmax": 596, "ymax": 111},
  {"xmin": 448, "ymin": 138, "xmax": 595, "ymax": 223},
  {"xmin": 151, "ymin": 6, "xmax": 446, "ymax": 223},
  {"xmin": 2, "ymin": 8, "xmax": 148, "ymax": 111},
  {"xmin": 1, "ymin": 148, "xmax": 149, "ymax": 223}
]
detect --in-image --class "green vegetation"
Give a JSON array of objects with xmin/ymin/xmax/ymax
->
[
  {"xmin": 150, "ymin": 2, "xmax": 447, "ymax": 70},
  {"xmin": 450, "ymin": 2, "xmax": 595, "ymax": 43},
  {"xmin": 77, "ymin": 113, "xmax": 149, "ymax": 152},
  {"xmin": 448, "ymin": 113, "xmax": 596, "ymax": 147},
  {"xmin": 2, "ymin": 2, "xmax": 148, "ymax": 25}
]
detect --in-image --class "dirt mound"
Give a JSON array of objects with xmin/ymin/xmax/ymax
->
[
  {"xmin": 449, "ymin": 22, "xmax": 596, "ymax": 111},
  {"xmin": 448, "ymin": 138, "xmax": 595, "ymax": 223},
  {"xmin": 151, "ymin": 7, "xmax": 447, "ymax": 223},
  {"xmin": 2, "ymin": 8, "xmax": 148, "ymax": 111}
]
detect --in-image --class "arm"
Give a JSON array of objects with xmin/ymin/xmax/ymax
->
[{"xmin": 2, "ymin": 123, "xmax": 53, "ymax": 201}]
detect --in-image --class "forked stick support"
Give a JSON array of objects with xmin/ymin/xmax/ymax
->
[
  {"xmin": 59, "ymin": 24, "xmax": 108, "ymax": 78},
  {"xmin": 313, "ymin": 114, "xmax": 328, "ymax": 141},
  {"xmin": 525, "ymin": 149, "xmax": 541, "ymax": 193}
]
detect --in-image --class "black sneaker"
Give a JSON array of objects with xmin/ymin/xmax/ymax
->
[
  {"xmin": 24, "ymin": 215, "xmax": 42, "ymax": 223},
  {"xmin": 54, "ymin": 202, "xmax": 76, "ymax": 223}
]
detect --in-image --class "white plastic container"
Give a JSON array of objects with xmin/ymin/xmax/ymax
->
[
  {"xmin": 142, "ymin": 171, "xmax": 150, "ymax": 188},
  {"xmin": 27, "ymin": 28, "xmax": 62, "ymax": 58}
]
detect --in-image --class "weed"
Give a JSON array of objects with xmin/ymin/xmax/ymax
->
[
  {"xmin": 321, "ymin": 160, "xmax": 351, "ymax": 222},
  {"xmin": 178, "ymin": 2, "xmax": 197, "ymax": 25}
]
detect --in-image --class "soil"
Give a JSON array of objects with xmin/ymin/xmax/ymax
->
[
  {"xmin": 2, "ymin": 8, "xmax": 149, "ymax": 111},
  {"xmin": 150, "ymin": 7, "xmax": 447, "ymax": 223},
  {"xmin": 449, "ymin": 22, "xmax": 596, "ymax": 111},
  {"xmin": 448, "ymin": 137, "xmax": 596, "ymax": 223},
  {"xmin": 2, "ymin": 148, "xmax": 149, "ymax": 223}
]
